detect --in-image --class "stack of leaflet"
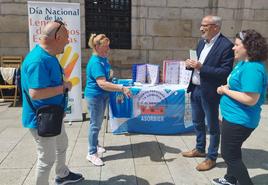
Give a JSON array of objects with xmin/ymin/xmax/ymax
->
[
  {"xmin": 132, "ymin": 64, "xmax": 159, "ymax": 85},
  {"xmin": 163, "ymin": 60, "xmax": 192, "ymax": 87}
]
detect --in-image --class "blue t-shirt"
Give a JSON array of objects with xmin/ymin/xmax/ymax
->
[
  {"xmin": 84, "ymin": 54, "xmax": 111, "ymax": 98},
  {"xmin": 21, "ymin": 45, "xmax": 64, "ymax": 128},
  {"xmin": 220, "ymin": 61, "xmax": 267, "ymax": 128}
]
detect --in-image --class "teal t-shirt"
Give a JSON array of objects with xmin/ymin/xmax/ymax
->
[
  {"xmin": 220, "ymin": 61, "xmax": 267, "ymax": 128},
  {"xmin": 21, "ymin": 45, "xmax": 64, "ymax": 128},
  {"xmin": 84, "ymin": 54, "xmax": 111, "ymax": 98}
]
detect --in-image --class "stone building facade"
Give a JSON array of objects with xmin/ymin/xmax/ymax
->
[{"xmin": 0, "ymin": 0, "xmax": 268, "ymax": 87}]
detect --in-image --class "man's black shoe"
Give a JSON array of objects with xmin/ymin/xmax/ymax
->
[{"xmin": 55, "ymin": 171, "xmax": 84, "ymax": 185}]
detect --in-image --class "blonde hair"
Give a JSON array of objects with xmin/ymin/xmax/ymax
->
[
  {"xmin": 88, "ymin": 33, "xmax": 110, "ymax": 50},
  {"xmin": 88, "ymin": 33, "xmax": 97, "ymax": 49}
]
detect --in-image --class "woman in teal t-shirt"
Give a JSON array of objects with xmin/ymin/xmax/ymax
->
[
  {"xmin": 212, "ymin": 30, "xmax": 267, "ymax": 185},
  {"xmin": 84, "ymin": 34, "xmax": 131, "ymax": 166}
]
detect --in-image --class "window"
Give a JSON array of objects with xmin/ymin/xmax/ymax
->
[{"xmin": 85, "ymin": 0, "xmax": 131, "ymax": 49}]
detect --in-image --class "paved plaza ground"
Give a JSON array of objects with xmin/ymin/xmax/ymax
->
[{"xmin": 0, "ymin": 100, "xmax": 267, "ymax": 185}]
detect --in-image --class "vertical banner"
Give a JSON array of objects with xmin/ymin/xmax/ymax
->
[{"xmin": 28, "ymin": 1, "xmax": 82, "ymax": 121}]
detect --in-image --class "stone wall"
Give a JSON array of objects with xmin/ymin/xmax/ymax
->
[{"xmin": 0, "ymin": 0, "xmax": 268, "ymax": 87}]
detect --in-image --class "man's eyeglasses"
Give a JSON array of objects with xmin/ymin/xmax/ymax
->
[
  {"xmin": 54, "ymin": 20, "xmax": 65, "ymax": 39},
  {"xmin": 200, "ymin": 24, "xmax": 216, "ymax": 27}
]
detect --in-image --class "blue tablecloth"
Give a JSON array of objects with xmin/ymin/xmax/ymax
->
[{"xmin": 109, "ymin": 83, "xmax": 194, "ymax": 135}]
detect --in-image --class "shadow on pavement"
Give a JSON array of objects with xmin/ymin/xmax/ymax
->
[
  {"xmin": 216, "ymin": 148, "xmax": 268, "ymax": 170},
  {"xmin": 75, "ymin": 175, "xmax": 176, "ymax": 185},
  {"xmin": 251, "ymin": 173, "xmax": 268, "ymax": 185},
  {"xmin": 242, "ymin": 148, "xmax": 268, "ymax": 170},
  {"xmin": 103, "ymin": 141, "xmax": 181, "ymax": 163},
  {"xmin": 75, "ymin": 174, "xmax": 150, "ymax": 185}
]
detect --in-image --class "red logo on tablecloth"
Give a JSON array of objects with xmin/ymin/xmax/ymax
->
[{"xmin": 140, "ymin": 105, "xmax": 165, "ymax": 115}]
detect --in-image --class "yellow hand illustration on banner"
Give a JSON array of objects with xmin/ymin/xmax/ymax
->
[{"xmin": 57, "ymin": 45, "xmax": 80, "ymax": 87}]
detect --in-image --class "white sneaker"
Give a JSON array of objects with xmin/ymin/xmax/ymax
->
[
  {"xmin": 86, "ymin": 154, "xmax": 104, "ymax": 166},
  {"xmin": 212, "ymin": 177, "xmax": 236, "ymax": 185},
  {"xmin": 97, "ymin": 146, "xmax": 106, "ymax": 154}
]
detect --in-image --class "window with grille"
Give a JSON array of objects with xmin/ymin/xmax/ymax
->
[{"xmin": 85, "ymin": 0, "xmax": 131, "ymax": 49}]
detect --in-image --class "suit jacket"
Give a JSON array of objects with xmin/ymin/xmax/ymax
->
[{"xmin": 187, "ymin": 33, "xmax": 234, "ymax": 102}]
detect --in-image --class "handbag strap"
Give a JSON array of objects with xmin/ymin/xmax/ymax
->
[
  {"xmin": 23, "ymin": 89, "xmax": 67, "ymax": 112},
  {"xmin": 23, "ymin": 89, "xmax": 37, "ymax": 112},
  {"xmin": 23, "ymin": 61, "xmax": 67, "ymax": 112}
]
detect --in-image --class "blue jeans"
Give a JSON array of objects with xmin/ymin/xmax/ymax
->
[
  {"xmin": 190, "ymin": 86, "xmax": 220, "ymax": 161},
  {"xmin": 86, "ymin": 94, "xmax": 109, "ymax": 155}
]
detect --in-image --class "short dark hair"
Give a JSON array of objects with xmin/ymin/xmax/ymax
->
[{"xmin": 236, "ymin": 29, "xmax": 268, "ymax": 61}]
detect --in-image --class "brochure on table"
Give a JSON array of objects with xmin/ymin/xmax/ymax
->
[
  {"xmin": 132, "ymin": 64, "xmax": 159, "ymax": 85},
  {"xmin": 163, "ymin": 60, "xmax": 192, "ymax": 86}
]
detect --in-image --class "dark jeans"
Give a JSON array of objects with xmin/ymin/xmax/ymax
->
[
  {"xmin": 191, "ymin": 85, "xmax": 220, "ymax": 160},
  {"xmin": 221, "ymin": 119, "xmax": 254, "ymax": 185}
]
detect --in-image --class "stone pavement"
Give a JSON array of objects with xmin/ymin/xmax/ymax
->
[{"xmin": 0, "ymin": 101, "xmax": 268, "ymax": 185}]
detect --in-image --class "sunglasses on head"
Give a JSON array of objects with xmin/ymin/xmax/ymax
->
[
  {"xmin": 54, "ymin": 20, "xmax": 65, "ymax": 39},
  {"xmin": 238, "ymin": 31, "xmax": 245, "ymax": 41}
]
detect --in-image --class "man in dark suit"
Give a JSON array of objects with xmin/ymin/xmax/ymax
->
[{"xmin": 182, "ymin": 15, "xmax": 234, "ymax": 171}]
